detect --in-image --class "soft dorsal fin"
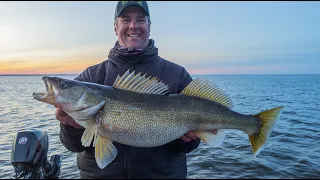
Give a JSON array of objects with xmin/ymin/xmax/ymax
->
[
  {"xmin": 112, "ymin": 70, "xmax": 169, "ymax": 95},
  {"xmin": 181, "ymin": 78, "xmax": 234, "ymax": 109}
]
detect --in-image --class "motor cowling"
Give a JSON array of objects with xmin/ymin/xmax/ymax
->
[{"xmin": 11, "ymin": 129, "xmax": 48, "ymax": 173}]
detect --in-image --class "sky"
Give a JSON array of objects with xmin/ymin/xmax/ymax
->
[{"xmin": 0, "ymin": 1, "xmax": 319, "ymax": 75}]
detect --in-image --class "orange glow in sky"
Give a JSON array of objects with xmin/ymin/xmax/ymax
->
[{"xmin": 0, "ymin": 58, "xmax": 103, "ymax": 74}]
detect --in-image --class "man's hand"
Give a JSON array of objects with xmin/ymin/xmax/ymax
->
[
  {"xmin": 179, "ymin": 129, "xmax": 218, "ymax": 142},
  {"xmin": 55, "ymin": 108, "xmax": 83, "ymax": 129}
]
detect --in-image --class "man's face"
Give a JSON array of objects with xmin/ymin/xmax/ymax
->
[{"xmin": 115, "ymin": 6, "xmax": 150, "ymax": 49}]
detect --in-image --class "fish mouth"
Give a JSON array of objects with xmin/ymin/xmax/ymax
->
[{"xmin": 32, "ymin": 77, "xmax": 56, "ymax": 104}]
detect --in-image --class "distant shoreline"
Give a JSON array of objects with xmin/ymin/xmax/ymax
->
[
  {"xmin": 0, "ymin": 74, "xmax": 319, "ymax": 76},
  {"xmin": 0, "ymin": 74, "xmax": 78, "ymax": 76}
]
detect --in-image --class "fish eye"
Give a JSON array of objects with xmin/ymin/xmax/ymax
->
[{"xmin": 59, "ymin": 81, "xmax": 67, "ymax": 89}]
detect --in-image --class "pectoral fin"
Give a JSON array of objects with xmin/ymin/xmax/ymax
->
[
  {"xmin": 194, "ymin": 130, "xmax": 226, "ymax": 147},
  {"xmin": 95, "ymin": 135, "xmax": 118, "ymax": 169},
  {"xmin": 81, "ymin": 120, "xmax": 97, "ymax": 147}
]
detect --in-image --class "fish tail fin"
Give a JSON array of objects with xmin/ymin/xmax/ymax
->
[{"xmin": 249, "ymin": 106, "xmax": 284, "ymax": 157}]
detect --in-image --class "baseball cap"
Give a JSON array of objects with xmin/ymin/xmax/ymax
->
[{"xmin": 114, "ymin": 1, "xmax": 150, "ymax": 20}]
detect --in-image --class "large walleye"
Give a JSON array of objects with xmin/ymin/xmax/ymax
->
[{"xmin": 32, "ymin": 70, "xmax": 284, "ymax": 169}]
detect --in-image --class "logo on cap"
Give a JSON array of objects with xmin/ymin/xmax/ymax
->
[{"xmin": 122, "ymin": 1, "xmax": 143, "ymax": 6}]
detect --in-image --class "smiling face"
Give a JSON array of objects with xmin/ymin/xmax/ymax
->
[{"xmin": 115, "ymin": 6, "xmax": 151, "ymax": 49}]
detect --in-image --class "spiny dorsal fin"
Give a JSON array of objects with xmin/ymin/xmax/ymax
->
[
  {"xmin": 181, "ymin": 78, "xmax": 234, "ymax": 109},
  {"xmin": 112, "ymin": 70, "xmax": 169, "ymax": 95}
]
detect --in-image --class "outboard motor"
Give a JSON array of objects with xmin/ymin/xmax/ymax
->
[{"xmin": 10, "ymin": 129, "xmax": 61, "ymax": 179}]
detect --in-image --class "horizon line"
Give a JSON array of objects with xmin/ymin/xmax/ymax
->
[{"xmin": 0, "ymin": 73, "xmax": 319, "ymax": 76}]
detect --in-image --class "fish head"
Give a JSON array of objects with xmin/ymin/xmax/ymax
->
[{"xmin": 33, "ymin": 76, "xmax": 105, "ymax": 112}]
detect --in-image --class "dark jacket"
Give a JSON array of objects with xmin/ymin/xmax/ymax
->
[{"xmin": 59, "ymin": 40, "xmax": 201, "ymax": 179}]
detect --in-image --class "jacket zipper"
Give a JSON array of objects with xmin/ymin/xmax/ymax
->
[
  {"xmin": 123, "ymin": 145, "xmax": 129, "ymax": 178},
  {"xmin": 130, "ymin": 63, "xmax": 134, "ymax": 72}
]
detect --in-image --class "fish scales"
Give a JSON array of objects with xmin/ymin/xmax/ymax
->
[{"xmin": 32, "ymin": 70, "xmax": 284, "ymax": 169}]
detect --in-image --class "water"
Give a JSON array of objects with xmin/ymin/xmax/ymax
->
[{"xmin": 0, "ymin": 74, "xmax": 319, "ymax": 179}]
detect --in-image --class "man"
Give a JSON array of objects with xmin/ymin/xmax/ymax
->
[{"xmin": 56, "ymin": 1, "xmax": 216, "ymax": 179}]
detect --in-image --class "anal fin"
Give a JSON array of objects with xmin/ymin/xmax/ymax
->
[{"xmin": 194, "ymin": 130, "xmax": 226, "ymax": 147}]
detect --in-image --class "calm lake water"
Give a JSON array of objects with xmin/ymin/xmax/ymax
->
[{"xmin": 0, "ymin": 74, "xmax": 319, "ymax": 179}]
